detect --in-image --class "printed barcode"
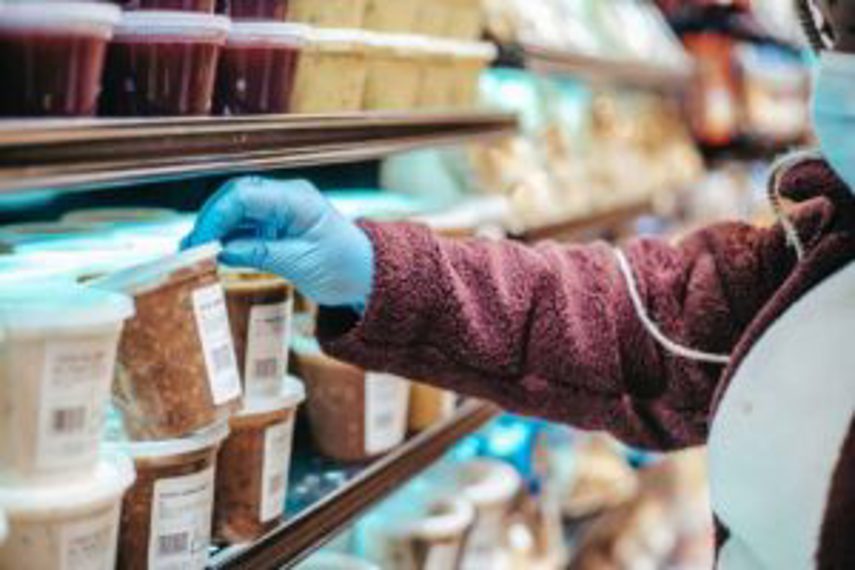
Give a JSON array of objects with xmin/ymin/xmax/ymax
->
[
  {"xmin": 211, "ymin": 345, "xmax": 235, "ymax": 374},
  {"xmin": 157, "ymin": 532, "xmax": 190, "ymax": 557},
  {"xmin": 253, "ymin": 358, "xmax": 279, "ymax": 380},
  {"xmin": 374, "ymin": 412, "xmax": 395, "ymax": 430},
  {"xmin": 51, "ymin": 407, "xmax": 86, "ymax": 434},
  {"xmin": 268, "ymin": 473, "xmax": 286, "ymax": 496}
]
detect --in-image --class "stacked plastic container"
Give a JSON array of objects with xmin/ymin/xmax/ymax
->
[
  {"xmin": 0, "ymin": 0, "xmax": 495, "ymax": 118},
  {"xmin": 0, "ymin": 281, "xmax": 136, "ymax": 568},
  {"xmin": 86, "ymin": 244, "xmax": 305, "ymax": 567}
]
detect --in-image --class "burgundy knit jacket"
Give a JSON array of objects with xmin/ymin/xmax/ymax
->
[{"xmin": 318, "ymin": 158, "xmax": 855, "ymax": 566}]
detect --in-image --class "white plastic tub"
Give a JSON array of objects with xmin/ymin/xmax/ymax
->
[
  {"xmin": 107, "ymin": 419, "xmax": 229, "ymax": 570},
  {"xmin": 458, "ymin": 460, "xmax": 521, "ymax": 570},
  {"xmin": 0, "ymin": 455, "xmax": 135, "ymax": 569},
  {"xmin": 0, "ymin": 281, "xmax": 133, "ymax": 484},
  {"xmin": 359, "ymin": 482, "xmax": 476, "ymax": 570},
  {"xmin": 214, "ymin": 376, "xmax": 306, "ymax": 542}
]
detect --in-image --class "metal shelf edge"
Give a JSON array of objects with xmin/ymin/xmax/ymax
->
[{"xmin": 208, "ymin": 400, "xmax": 499, "ymax": 570}]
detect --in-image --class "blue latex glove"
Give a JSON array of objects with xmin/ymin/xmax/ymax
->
[{"xmin": 183, "ymin": 177, "xmax": 374, "ymax": 309}]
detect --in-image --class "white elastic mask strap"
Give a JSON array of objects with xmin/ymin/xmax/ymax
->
[
  {"xmin": 613, "ymin": 248, "xmax": 731, "ymax": 365},
  {"xmin": 767, "ymin": 148, "xmax": 821, "ymax": 263}
]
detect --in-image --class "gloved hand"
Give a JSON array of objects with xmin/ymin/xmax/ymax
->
[{"xmin": 183, "ymin": 176, "xmax": 374, "ymax": 308}]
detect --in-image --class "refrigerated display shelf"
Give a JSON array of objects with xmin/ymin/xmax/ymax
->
[
  {"xmin": 0, "ymin": 111, "xmax": 517, "ymax": 195},
  {"xmin": 518, "ymin": 200, "xmax": 653, "ymax": 242},
  {"xmin": 208, "ymin": 399, "xmax": 499, "ymax": 570},
  {"xmin": 519, "ymin": 44, "xmax": 692, "ymax": 91}
]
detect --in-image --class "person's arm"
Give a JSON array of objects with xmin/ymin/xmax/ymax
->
[{"xmin": 317, "ymin": 198, "xmax": 835, "ymax": 451}]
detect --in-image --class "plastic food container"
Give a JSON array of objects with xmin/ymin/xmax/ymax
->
[
  {"xmin": 214, "ymin": 376, "xmax": 305, "ymax": 543},
  {"xmin": 362, "ymin": 33, "xmax": 422, "ymax": 111},
  {"xmin": 362, "ymin": 0, "xmax": 417, "ymax": 33},
  {"xmin": 120, "ymin": 0, "xmax": 216, "ymax": 12},
  {"xmin": 445, "ymin": 0, "xmax": 483, "ymax": 40},
  {"xmin": 222, "ymin": 269, "xmax": 295, "ymax": 400},
  {"xmin": 408, "ymin": 382, "xmax": 456, "ymax": 432},
  {"xmin": 291, "ymin": 28, "xmax": 368, "ymax": 113},
  {"xmin": 360, "ymin": 488, "xmax": 475, "ymax": 570},
  {"xmin": 448, "ymin": 41, "xmax": 495, "ymax": 108},
  {"xmin": 225, "ymin": 0, "xmax": 291, "ymax": 20},
  {"xmin": 288, "ymin": 0, "xmax": 365, "ymax": 29},
  {"xmin": 0, "ymin": 455, "xmax": 135, "ymax": 569},
  {"xmin": 415, "ymin": 40, "xmax": 456, "ymax": 109},
  {"xmin": 100, "ymin": 11, "xmax": 230, "ymax": 116},
  {"xmin": 216, "ymin": 22, "xmax": 308, "ymax": 116},
  {"xmin": 108, "ymin": 420, "xmax": 228, "ymax": 570},
  {"xmin": 0, "ymin": 282, "xmax": 134, "ymax": 485},
  {"xmin": 92, "ymin": 244, "xmax": 243, "ymax": 439},
  {"xmin": 458, "ymin": 460, "xmax": 521, "ymax": 570},
  {"xmin": 0, "ymin": 2, "xmax": 120, "ymax": 117},
  {"xmin": 294, "ymin": 346, "xmax": 410, "ymax": 462}
]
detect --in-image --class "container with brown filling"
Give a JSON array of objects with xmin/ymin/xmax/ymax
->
[
  {"xmin": 93, "ymin": 244, "xmax": 243, "ymax": 439},
  {"xmin": 214, "ymin": 376, "xmax": 306, "ymax": 543},
  {"xmin": 293, "ymin": 337, "xmax": 410, "ymax": 462},
  {"xmin": 106, "ymin": 419, "xmax": 229, "ymax": 570},
  {"xmin": 221, "ymin": 269, "xmax": 294, "ymax": 401}
]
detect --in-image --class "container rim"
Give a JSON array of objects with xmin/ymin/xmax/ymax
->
[
  {"xmin": 0, "ymin": 2, "xmax": 121, "ymax": 37},
  {"xmin": 114, "ymin": 10, "xmax": 231, "ymax": 42}
]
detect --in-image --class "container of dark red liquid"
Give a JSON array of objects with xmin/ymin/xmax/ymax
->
[
  {"xmin": 222, "ymin": 0, "xmax": 291, "ymax": 21},
  {"xmin": 215, "ymin": 22, "xmax": 308, "ymax": 115},
  {"xmin": 117, "ymin": 0, "xmax": 217, "ymax": 13},
  {"xmin": 100, "ymin": 11, "xmax": 230, "ymax": 116},
  {"xmin": 0, "ymin": 2, "xmax": 121, "ymax": 117}
]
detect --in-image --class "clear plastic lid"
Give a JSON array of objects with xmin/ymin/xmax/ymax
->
[
  {"xmin": 0, "ymin": 1, "xmax": 121, "ymax": 38},
  {"xmin": 238, "ymin": 376, "xmax": 306, "ymax": 416},
  {"xmin": 0, "ymin": 279, "xmax": 134, "ymax": 337},
  {"xmin": 0, "ymin": 455, "xmax": 135, "ymax": 517},
  {"xmin": 459, "ymin": 460, "xmax": 521, "ymax": 507},
  {"xmin": 227, "ymin": 21, "xmax": 310, "ymax": 47},
  {"xmin": 105, "ymin": 418, "xmax": 230, "ymax": 460},
  {"xmin": 114, "ymin": 10, "xmax": 231, "ymax": 42},
  {"xmin": 90, "ymin": 242, "xmax": 221, "ymax": 296},
  {"xmin": 425, "ymin": 38, "xmax": 497, "ymax": 61}
]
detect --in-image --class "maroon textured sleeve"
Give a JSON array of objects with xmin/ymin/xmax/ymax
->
[{"xmin": 318, "ymin": 199, "xmax": 835, "ymax": 450}]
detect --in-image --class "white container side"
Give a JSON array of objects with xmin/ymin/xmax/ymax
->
[
  {"xmin": 0, "ymin": 282, "xmax": 133, "ymax": 484},
  {"xmin": 0, "ymin": 455, "xmax": 135, "ymax": 569}
]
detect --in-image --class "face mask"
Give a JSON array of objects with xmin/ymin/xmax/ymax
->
[{"xmin": 812, "ymin": 51, "xmax": 855, "ymax": 193}]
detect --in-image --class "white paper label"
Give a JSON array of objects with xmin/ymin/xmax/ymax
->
[
  {"xmin": 193, "ymin": 285, "xmax": 242, "ymax": 405},
  {"xmin": 260, "ymin": 417, "xmax": 295, "ymax": 522},
  {"xmin": 244, "ymin": 299, "xmax": 291, "ymax": 399},
  {"xmin": 37, "ymin": 338, "xmax": 117, "ymax": 470},
  {"xmin": 149, "ymin": 467, "xmax": 215, "ymax": 570},
  {"xmin": 425, "ymin": 543, "xmax": 460, "ymax": 570},
  {"xmin": 364, "ymin": 373, "xmax": 410, "ymax": 455},
  {"xmin": 60, "ymin": 505, "xmax": 119, "ymax": 570}
]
